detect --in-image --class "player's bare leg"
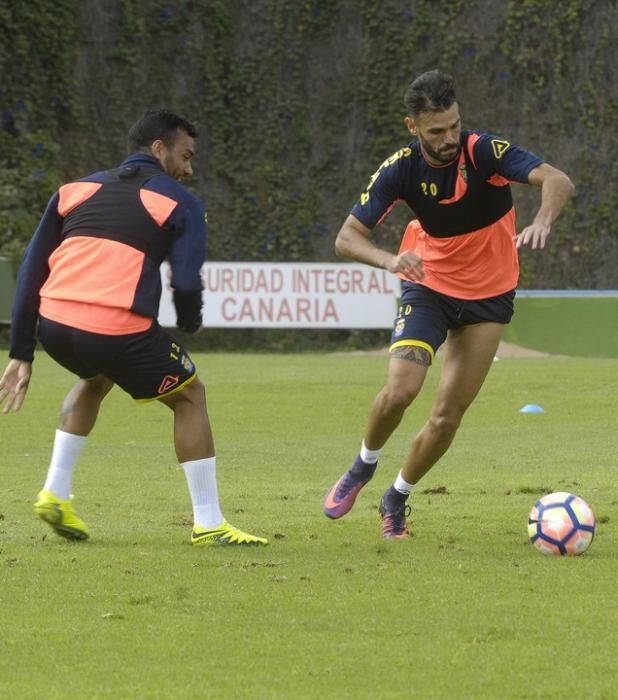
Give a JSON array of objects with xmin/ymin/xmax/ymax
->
[
  {"xmin": 323, "ymin": 347, "xmax": 429, "ymax": 519},
  {"xmin": 379, "ymin": 322, "xmax": 503, "ymax": 537},
  {"xmin": 160, "ymin": 376, "xmax": 267, "ymax": 546},
  {"xmin": 401, "ymin": 322, "xmax": 503, "ymax": 484},
  {"xmin": 364, "ymin": 346, "xmax": 431, "ymax": 450},
  {"xmin": 35, "ymin": 375, "xmax": 113, "ymax": 540},
  {"xmin": 159, "ymin": 376, "xmax": 214, "ymax": 462},
  {"xmin": 58, "ymin": 375, "xmax": 115, "ymax": 435}
]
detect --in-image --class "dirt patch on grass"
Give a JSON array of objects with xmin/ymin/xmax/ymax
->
[{"xmin": 494, "ymin": 341, "xmax": 554, "ymax": 359}]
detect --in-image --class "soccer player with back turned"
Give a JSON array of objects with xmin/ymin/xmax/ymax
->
[
  {"xmin": 323, "ymin": 70, "xmax": 574, "ymax": 538},
  {"xmin": 0, "ymin": 109, "xmax": 267, "ymax": 547}
]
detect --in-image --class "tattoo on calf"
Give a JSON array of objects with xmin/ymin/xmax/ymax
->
[{"xmin": 390, "ymin": 345, "xmax": 431, "ymax": 366}]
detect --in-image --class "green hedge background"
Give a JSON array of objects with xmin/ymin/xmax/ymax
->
[{"xmin": 1, "ymin": 0, "xmax": 616, "ymax": 289}]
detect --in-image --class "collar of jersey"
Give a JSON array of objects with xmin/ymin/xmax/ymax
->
[{"xmin": 121, "ymin": 153, "xmax": 165, "ymax": 171}]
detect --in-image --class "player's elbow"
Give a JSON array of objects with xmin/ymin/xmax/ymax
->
[
  {"xmin": 553, "ymin": 170, "xmax": 575, "ymax": 199},
  {"xmin": 334, "ymin": 232, "xmax": 347, "ymax": 259},
  {"xmin": 334, "ymin": 227, "xmax": 357, "ymax": 259},
  {"xmin": 335, "ymin": 217, "xmax": 371, "ymax": 259}
]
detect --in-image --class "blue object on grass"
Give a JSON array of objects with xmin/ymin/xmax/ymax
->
[{"xmin": 519, "ymin": 404, "xmax": 545, "ymax": 414}]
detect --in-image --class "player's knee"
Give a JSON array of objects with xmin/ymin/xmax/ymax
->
[
  {"xmin": 382, "ymin": 383, "xmax": 419, "ymax": 412},
  {"xmin": 427, "ymin": 411, "xmax": 461, "ymax": 437},
  {"xmin": 79, "ymin": 376, "xmax": 113, "ymax": 402}
]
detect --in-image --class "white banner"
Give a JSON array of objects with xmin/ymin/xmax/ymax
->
[{"xmin": 159, "ymin": 262, "xmax": 401, "ymax": 329}]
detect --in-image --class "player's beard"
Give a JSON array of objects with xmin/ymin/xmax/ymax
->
[
  {"xmin": 419, "ymin": 136, "xmax": 460, "ymax": 164},
  {"xmin": 162, "ymin": 153, "xmax": 183, "ymax": 181}
]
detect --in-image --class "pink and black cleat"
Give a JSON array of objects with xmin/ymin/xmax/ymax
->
[
  {"xmin": 379, "ymin": 496, "xmax": 411, "ymax": 539},
  {"xmin": 323, "ymin": 457, "xmax": 377, "ymax": 519}
]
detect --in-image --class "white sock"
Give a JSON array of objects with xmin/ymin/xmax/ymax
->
[
  {"xmin": 394, "ymin": 470, "xmax": 416, "ymax": 496},
  {"xmin": 42, "ymin": 429, "xmax": 87, "ymax": 500},
  {"xmin": 181, "ymin": 457, "xmax": 224, "ymax": 529},
  {"xmin": 360, "ymin": 440, "xmax": 381, "ymax": 464}
]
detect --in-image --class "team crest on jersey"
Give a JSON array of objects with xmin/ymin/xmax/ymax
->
[
  {"xmin": 394, "ymin": 319, "xmax": 405, "ymax": 337},
  {"xmin": 491, "ymin": 139, "xmax": 510, "ymax": 159}
]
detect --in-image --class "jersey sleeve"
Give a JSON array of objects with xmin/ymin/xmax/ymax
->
[
  {"xmin": 473, "ymin": 133, "xmax": 544, "ymax": 183},
  {"xmin": 9, "ymin": 192, "xmax": 64, "ymax": 362},
  {"xmin": 349, "ymin": 148, "xmax": 411, "ymax": 229},
  {"xmin": 167, "ymin": 192, "xmax": 206, "ymax": 333}
]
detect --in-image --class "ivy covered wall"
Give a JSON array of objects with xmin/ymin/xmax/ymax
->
[{"xmin": 1, "ymin": 0, "xmax": 616, "ymax": 287}]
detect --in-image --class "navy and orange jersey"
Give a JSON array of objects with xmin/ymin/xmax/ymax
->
[
  {"xmin": 10, "ymin": 154, "xmax": 206, "ymax": 362},
  {"xmin": 350, "ymin": 131, "xmax": 544, "ymax": 299}
]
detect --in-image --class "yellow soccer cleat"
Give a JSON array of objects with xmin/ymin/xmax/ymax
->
[
  {"xmin": 191, "ymin": 520, "xmax": 268, "ymax": 547},
  {"xmin": 34, "ymin": 490, "xmax": 90, "ymax": 541}
]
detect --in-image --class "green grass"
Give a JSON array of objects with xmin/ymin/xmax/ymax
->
[
  {"xmin": 1, "ymin": 352, "xmax": 616, "ymax": 699},
  {"xmin": 503, "ymin": 296, "xmax": 618, "ymax": 358}
]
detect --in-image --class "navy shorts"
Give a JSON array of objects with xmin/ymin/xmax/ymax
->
[
  {"xmin": 38, "ymin": 317, "xmax": 197, "ymax": 401},
  {"xmin": 390, "ymin": 283, "xmax": 515, "ymax": 362}
]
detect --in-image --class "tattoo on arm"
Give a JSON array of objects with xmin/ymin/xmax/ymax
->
[{"xmin": 390, "ymin": 345, "xmax": 431, "ymax": 367}]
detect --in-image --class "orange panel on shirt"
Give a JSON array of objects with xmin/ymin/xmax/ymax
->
[
  {"xmin": 41, "ymin": 236, "xmax": 145, "ymax": 310},
  {"xmin": 466, "ymin": 133, "xmax": 480, "ymax": 167},
  {"xmin": 437, "ymin": 134, "xmax": 483, "ymax": 205},
  {"xmin": 398, "ymin": 212, "xmax": 519, "ymax": 300},
  {"xmin": 438, "ymin": 150, "xmax": 468, "ymax": 204},
  {"xmin": 140, "ymin": 189, "xmax": 178, "ymax": 226},
  {"xmin": 57, "ymin": 182, "xmax": 103, "ymax": 217},
  {"xmin": 39, "ymin": 299, "xmax": 152, "ymax": 334}
]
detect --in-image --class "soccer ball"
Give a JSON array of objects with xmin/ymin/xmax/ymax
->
[{"xmin": 528, "ymin": 492, "xmax": 596, "ymax": 556}]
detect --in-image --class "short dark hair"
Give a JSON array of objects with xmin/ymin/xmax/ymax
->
[
  {"xmin": 127, "ymin": 108, "xmax": 198, "ymax": 153},
  {"xmin": 403, "ymin": 70, "xmax": 456, "ymax": 117}
]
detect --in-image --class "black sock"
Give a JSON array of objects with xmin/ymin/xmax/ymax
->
[
  {"xmin": 350, "ymin": 456, "xmax": 378, "ymax": 479},
  {"xmin": 383, "ymin": 485, "xmax": 408, "ymax": 507}
]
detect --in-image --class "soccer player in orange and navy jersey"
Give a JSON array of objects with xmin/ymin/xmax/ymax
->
[
  {"xmin": 0, "ymin": 109, "xmax": 267, "ymax": 547},
  {"xmin": 323, "ymin": 70, "xmax": 574, "ymax": 538}
]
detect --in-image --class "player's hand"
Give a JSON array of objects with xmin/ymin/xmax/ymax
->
[
  {"xmin": 388, "ymin": 249, "xmax": 425, "ymax": 282},
  {"xmin": 516, "ymin": 223, "xmax": 551, "ymax": 250},
  {"xmin": 0, "ymin": 359, "xmax": 32, "ymax": 414}
]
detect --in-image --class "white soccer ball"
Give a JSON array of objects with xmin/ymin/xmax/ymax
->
[{"xmin": 527, "ymin": 492, "xmax": 596, "ymax": 556}]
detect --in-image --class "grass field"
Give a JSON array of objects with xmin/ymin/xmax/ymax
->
[{"xmin": 1, "ymin": 351, "xmax": 616, "ymax": 699}]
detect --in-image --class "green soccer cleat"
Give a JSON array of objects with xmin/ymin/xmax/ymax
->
[
  {"xmin": 191, "ymin": 520, "xmax": 268, "ymax": 547},
  {"xmin": 34, "ymin": 490, "xmax": 90, "ymax": 541}
]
